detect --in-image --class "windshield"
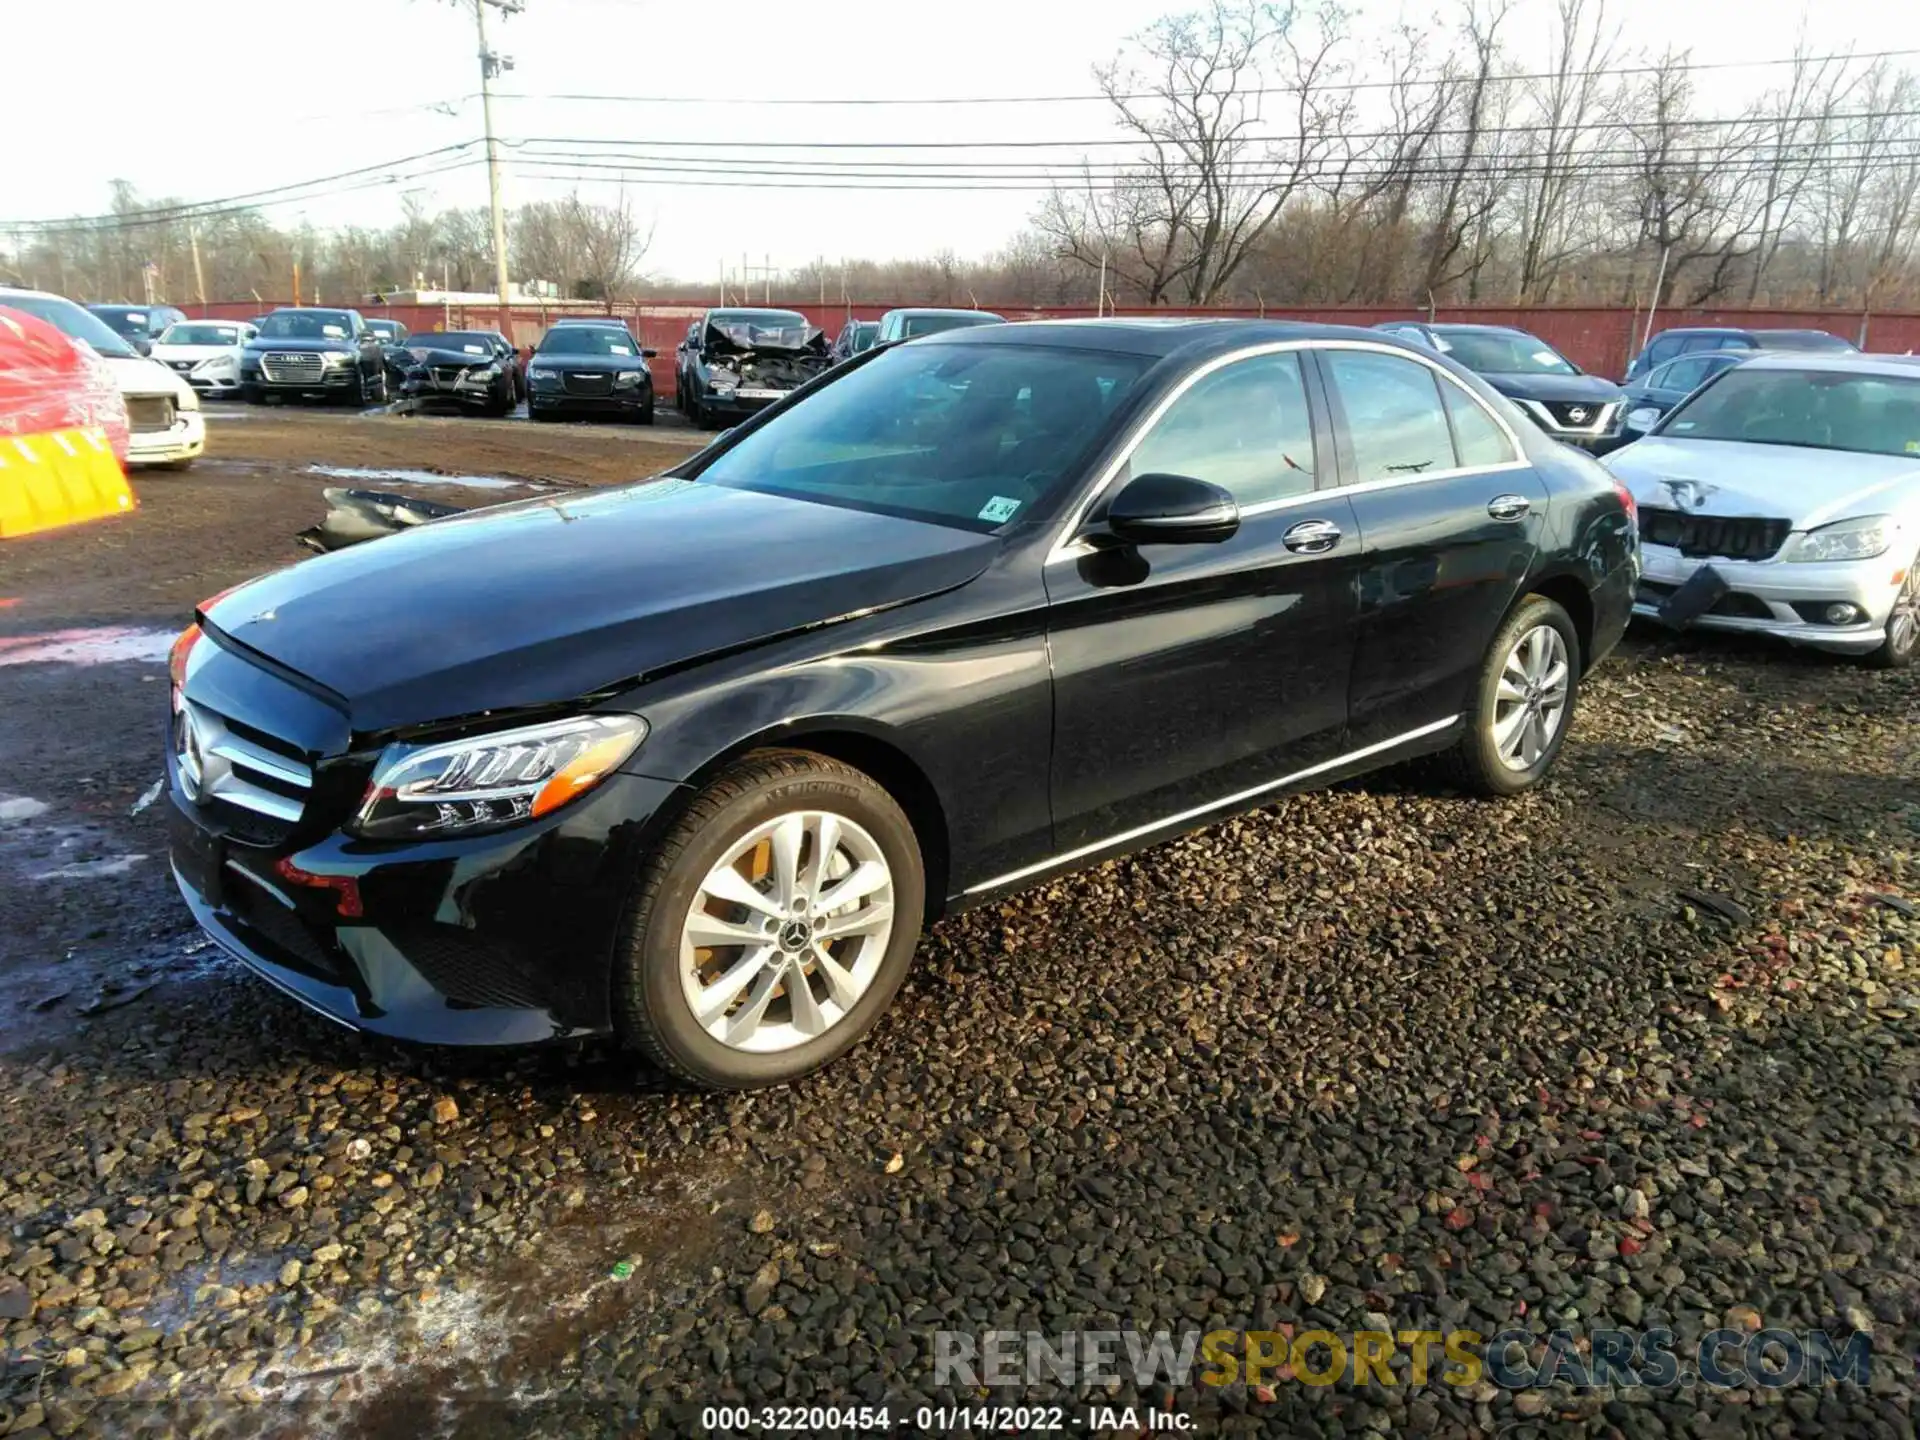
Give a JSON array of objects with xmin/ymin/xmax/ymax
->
[
  {"xmin": 1436, "ymin": 331, "xmax": 1577, "ymax": 375},
  {"xmin": 2, "ymin": 293, "xmax": 139, "ymax": 358},
  {"xmin": 91, "ymin": 308, "xmax": 156, "ymax": 338},
  {"xmin": 1661, "ymin": 368, "xmax": 1920, "ymax": 457},
  {"xmin": 257, "ymin": 311, "xmax": 356, "ymax": 341},
  {"xmin": 698, "ymin": 342, "xmax": 1150, "ymax": 531},
  {"xmin": 366, "ymin": 320, "xmax": 407, "ymax": 340},
  {"xmin": 159, "ymin": 323, "xmax": 240, "ymax": 347},
  {"xmin": 417, "ymin": 333, "xmax": 498, "ymax": 355},
  {"xmin": 850, "ymin": 322, "xmax": 878, "ymax": 351},
  {"xmin": 536, "ymin": 327, "xmax": 638, "ymax": 357},
  {"xmin": 901, "ymin": 313, "xmax": 1000, "ymax": 338}
]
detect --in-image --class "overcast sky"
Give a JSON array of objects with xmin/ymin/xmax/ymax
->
[{"xmin": 10, "ymin": 0, "xmax": 1920, "ymax": 285}]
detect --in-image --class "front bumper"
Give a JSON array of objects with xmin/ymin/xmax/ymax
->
[
  {"xmin": 403, "ymin": 371, "xmax": 508, "ymax": 408},
  {"xmin": 696, "ymin": 388, "xmax": 786, "ymax": 421},
  {"xmin": 529, "ymin": 387, "xmax": 650, "ymax": 418},
  {"xmin": 1632, "ymin": 543, "xmax": 1903, "ymax": 654},
  {"xmin": 168, "ymin": 770, "xmax": 688, "ymax": 1045},
  {"xmin": 126, "ymin": 407, "xmax": 206, "ymax": 466}
]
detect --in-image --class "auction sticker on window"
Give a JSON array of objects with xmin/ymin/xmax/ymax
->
[{"xmin": 978, "ymin": 495, "xmax": 1022, "ymax": 522}]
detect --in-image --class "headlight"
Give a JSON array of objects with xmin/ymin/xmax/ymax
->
[
  {"xmin": 352, "ymin": 715, "xmax": 647, "ymax": 840},
  {"xmin": 320, "ymin": 351, "xmax": 352, "ymax": 367},
  {"xmin": 1626, "ymin": 405, "xmax": 1661, "ymax": 430},
  {"xmin": 191, "ymin": 355, "xmax": 231, "ymax": 373},
  {"xmin": 614, "ymin": 370, "xmax": 643, "ymax": 387},
  {"xmin": 175, "ymin": 386, "xmax": 200, "ymax": 412},
  {"xmin": 1783, "ymin": 514, "xmax": 1893, "ymax": 564},
  {"xmin": 472, "ymin": 364, "xmax": 501, "ymax": 380},
  {"xmin": 709, "ymin": 374, "xmax": 738, "ymax": 394},
  {"xmin": 528, "ymin": 366, "xmax": 559, "ymax": 390}
]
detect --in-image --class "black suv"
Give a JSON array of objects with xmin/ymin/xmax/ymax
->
[
  {"xmin": 1375, "ymin": 321, "xmax": 1627, "ymax": 452},
  {"xmin": 526, "ymin": 321, "xmax": 656, "ymax": 423},
  {"xmin": 167, "ymin": 320, "xmax": 1638, "ymax": 1090},
  {"xmin": 240, "ymin": 309, "xmax": 389, "ymax": 405},
  {"xmin": 677, "ymin": 308, "xmax": 832, "ymax": 428},
  {"xmin": 88, "ymin": 303, "xmax": 188, "ymax": 356}
]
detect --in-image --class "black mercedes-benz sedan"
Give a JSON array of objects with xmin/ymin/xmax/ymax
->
[
  {"xmin": 397, "ymin": 330, "xmax": 521, "ymax": 415},
  {"xmin": 167, "ymin": 320, "xmax": 1639, "ymax": 1089}
]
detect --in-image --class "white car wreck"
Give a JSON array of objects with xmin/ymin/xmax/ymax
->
[
  {"xmin": 151, "ymin": 319, "xmax": 257, "ymax": 398},
  {"xmin": 1603, "ymin": 352, "xmax": 1920, "ymax": 668},
  {"xmin": 0, "ymin": 286, "xmax": 206, "ymax": 470}
]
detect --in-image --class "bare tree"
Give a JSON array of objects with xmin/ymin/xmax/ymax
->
[{"xmin": 1511, "ymin": 0, "xmax": 1620, "ymax": 301}]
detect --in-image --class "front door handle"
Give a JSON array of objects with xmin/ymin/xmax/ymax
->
[
  {"xmin": 1283, "ymin": 518, "xmax": 1342, "ymax": 554},
  {"xmin": 1487, "ymin": 494, "xmax": 1532, "ymax": 522}
]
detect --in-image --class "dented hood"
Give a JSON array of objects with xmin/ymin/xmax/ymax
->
[{"xmin": 204, "ymin": 478, "xmax": 995, "ymax": 734}]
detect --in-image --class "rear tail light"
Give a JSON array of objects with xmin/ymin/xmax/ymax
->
[{"xmin": 1613, "ymin": 479, "xmax": 1638, "ymax": 531}]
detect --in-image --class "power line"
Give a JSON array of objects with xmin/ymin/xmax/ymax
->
[
  {"xmin": 7, "ymin": 159, "xmax": 490, "ymax": 238},
  {"xmin": 1, "ymin": 144, "xmax": 486, "ymax": 232},
  {"xmin": 506, "ymin": 107, "xmax": 1920, "ymax": 151},
  {"xmin": 491, "ymin": 47, "xmax": 1920, "ymax": 106}
]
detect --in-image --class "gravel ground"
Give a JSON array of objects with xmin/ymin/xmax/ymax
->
[{"xmin": 1, "ymin": 415, "xmax": 1916, "ymax": 1437}]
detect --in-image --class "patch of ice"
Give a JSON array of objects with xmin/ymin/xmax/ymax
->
[
  {"xmin": 0, "ymin": 796, "xmax": 49, "ymax": 823},
  {"xmin": 0, "ymin": 627, "xmax": 175, "ymax": 667},
  {"xmin": 308, "ymin": 465, "xmax": 534, "ymax": 491},
  {"xmin": 34, "ymin": 854, "xmax": 147, "ymax": 880}
]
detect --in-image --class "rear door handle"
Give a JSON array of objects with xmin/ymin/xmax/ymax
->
[
  {"xmin": 1282, "ymin": 518, "xmax": 1342, "ymax": 554},
  {"xmin": 1487, "ymin": 494, "xmax": 1531, "ymax": 522}
]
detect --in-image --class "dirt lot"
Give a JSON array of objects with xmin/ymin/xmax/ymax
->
[{"xmin": 0, "ymin": 409, "xmax": 1916, "ymax": 1438}]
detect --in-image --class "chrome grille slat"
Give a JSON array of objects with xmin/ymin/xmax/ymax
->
[
  {"xmin": 206, "ymin": 732, "xmax": 311, "ymax": 788},
  {"xmin": 178, "ymin": 699, "xmax": 312, "ymax": 826},
  {"xmin": 261, "ymin": 352, "xmax": 326, "ymax": 384}
]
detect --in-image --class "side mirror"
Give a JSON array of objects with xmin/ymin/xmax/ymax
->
[
  {"xmin": 131, "ymin": 336, "xmax": 153, "ymax": 357},
  {"xmin": 1104, "ymin": 472, "xmax": 1240, "ymax": 546},
  {"xmin": 640, "ymin": 347, "xmax": 659, "ymax": 359}
]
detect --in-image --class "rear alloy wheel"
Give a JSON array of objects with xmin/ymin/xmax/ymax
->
[
  {"xmin": 1866, "ymin": 553, "xmax": 1919, "ymax": 669},
  {"xmin": 359, "ymin": 370, "xmax": 388, "ymax": 407},
  {"xmin": 1439, "ymin": 594, "xmax": 1581, "ymax": 796},
  {"xmin": 614, "ymin": 751, "xmax": 923, "ymax": 1089}
]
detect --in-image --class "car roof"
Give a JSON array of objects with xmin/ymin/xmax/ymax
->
[
  {"xmin": 1648, "ymin": 327, "xmax": 1753, "ymax": 339},
  {"xmin": 0, "ymin": 286, "xmax": 71, "ymax": 304},
  {"xmin": 551, "ymin": 316, "xmax": 630, "ymax": 325},
  {"xmin": 923, "ymin": 316, "xmax": 1436, "ymax": 361},
  {"xmin": 883, "ymin": 307, "xmax": 1001, "ymax": 319},
  {"xmin": 265, "ymin": 306, "xmax": 356, "ymax": 314},
  {"xmin": 1728, "ymin": 351, "xmax": 1920, "ymax": 379}
]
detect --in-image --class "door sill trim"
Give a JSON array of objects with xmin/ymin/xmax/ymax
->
[{"xmin": 963, "ymin": 715, "xmax": 1461, "ymax": 895}]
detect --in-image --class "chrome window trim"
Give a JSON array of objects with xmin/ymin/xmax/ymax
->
[
  {"xmin": 1048, "ymin": 338, "xmax": 1528, "ymax": 563},
  {"xmin": 964, "ymin": 715, "xmax": 1461, "ymax": 895}
]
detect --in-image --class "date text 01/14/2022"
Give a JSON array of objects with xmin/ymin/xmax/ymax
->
[{"xmin": 699, "ymin": 1404, "xmax": 1195, "ymax": 1433}]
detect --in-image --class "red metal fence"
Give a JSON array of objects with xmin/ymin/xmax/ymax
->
[{"xmin": 187, "ymin": 299, "xmax": 1920, "ymax": 392}]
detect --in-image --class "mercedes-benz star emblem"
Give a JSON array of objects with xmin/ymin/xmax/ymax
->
[
  {"xmin": 175, "ymin": 706, "xmax": 205, "ymax": 803},
  {"xmin": 1662, "ymin": 478, "xmax": 1718, "ymax": 512}
]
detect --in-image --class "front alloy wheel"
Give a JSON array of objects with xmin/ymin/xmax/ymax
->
[
  {"xmin": 614, "ymin": 751, "xmax": 924, "ymax": 1088},
  {"xmin": 1867, "ymin": 554, "xmax": 1919, "ymax": 669}
]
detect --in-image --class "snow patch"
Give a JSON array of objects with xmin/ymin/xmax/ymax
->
[
  {"xmin": 34, "ymin": 854, "xmax": 147, "ymax": 880},
  {"xmin": 0, "ymin": 796, "xmax": 50, "ymax": 823},
  {"xmin": 0, "ymin": 627, "xmax": 175, "ymax": 667}
]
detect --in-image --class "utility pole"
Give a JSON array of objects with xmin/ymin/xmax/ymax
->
[
  {"xmin": 475, "ymin": 0, "xmax": 521, "ymax": 334},
  {"xmin": 189, "ymin": 225, "xmax": 208, "ymax": 307}
]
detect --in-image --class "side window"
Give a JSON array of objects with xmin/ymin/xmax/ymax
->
[
  {"xmin": 1322, "ymin": 350, "xmax": 1456, "ymax": 481},
  {"xmin": 1439, "ymin": 381, "xmax": 1516, "ymax": 467},
  {"xmin": 1643, "ymin": 336, "xmax": 1680, "ymax": 370},
  {"xmin": 1126, "ymin": 352, "xmax": 1316, "ymax": 507},
  {"xmin": 1662, "ymin": 358, "xmax": 1709, "ymax": 391}
]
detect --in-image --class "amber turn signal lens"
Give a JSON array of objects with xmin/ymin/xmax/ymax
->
[{"xmin": 531, "ymin": 733, "xmax": 643, "ymax": 819}]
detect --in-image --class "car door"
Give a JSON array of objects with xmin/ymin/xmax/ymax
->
[
  {"xmin": 1315, "ymin": 345, "xmax": 1547, "ymax": 749},
  {"xmin": 1044, "ymin": 347, "xmax": 1362, "ymax": 851}
]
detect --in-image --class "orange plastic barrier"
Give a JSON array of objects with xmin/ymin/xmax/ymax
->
[{"xmin": 0, "ymin": 426, "xmax": 137, "ymax": 538}]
